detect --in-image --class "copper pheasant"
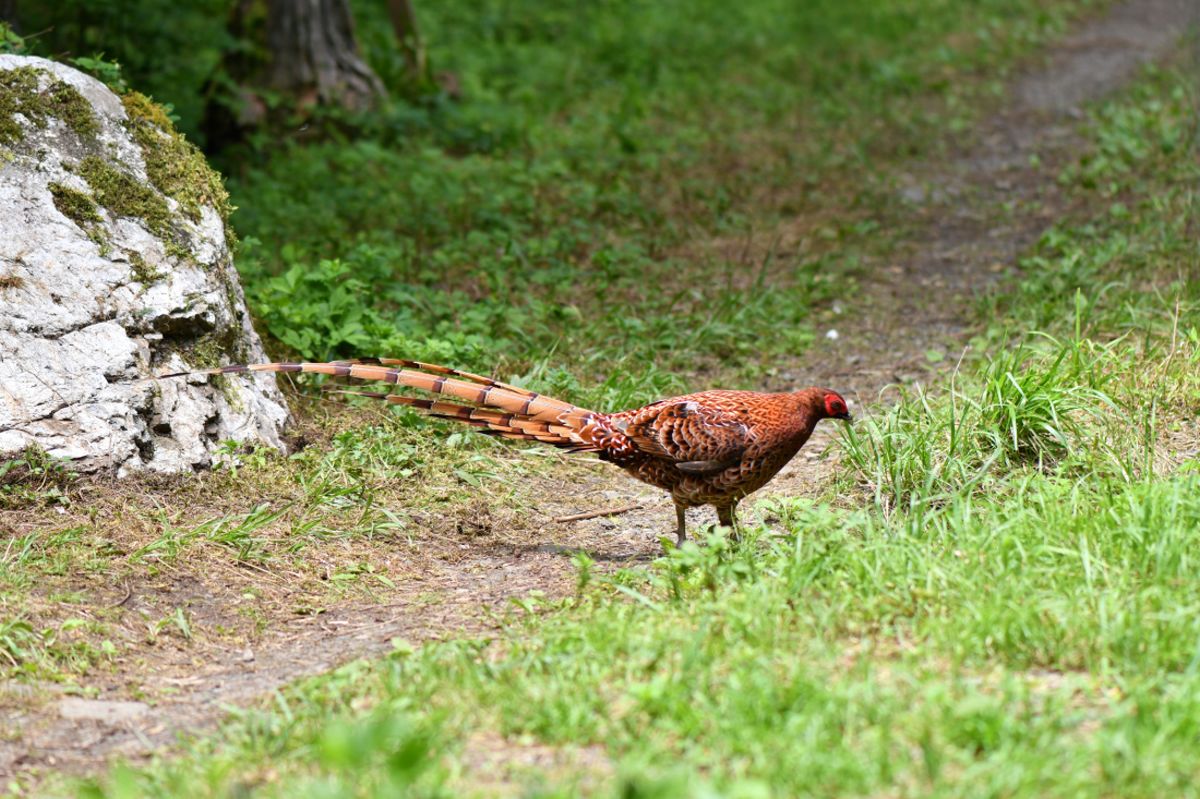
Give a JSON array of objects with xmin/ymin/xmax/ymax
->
[{"xmin": 166, "ymin": 359, "xmax": 852, "ymax": 543}]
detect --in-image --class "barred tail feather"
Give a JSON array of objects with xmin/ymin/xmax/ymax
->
[
  {"xmin": 327, "ymin": 358, "xmax": 538, "ymax": 398},
  {"xmin": 332, "ymin": 390, "xmax": 596, "ymax": 450},
  {"xmin": 160, "ymin": 359, "xmax": 603, "ymax": 450}
]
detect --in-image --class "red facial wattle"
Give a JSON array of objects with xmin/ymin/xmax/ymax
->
[{"xmin": 824, "ymin": 394, "xmax": 852, "ymax": 420}]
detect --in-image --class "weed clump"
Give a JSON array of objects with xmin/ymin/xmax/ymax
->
[
  {"xmin": 127, "ymin": 250, "xmax": 163, "ymax": 284},
  {"xmin": 841, "ymin": 337, "xmax": 1120, "ymax": 514},
  {"xmin": 0, "ymin": 445, "xmax": 77, "ymax": 509}
]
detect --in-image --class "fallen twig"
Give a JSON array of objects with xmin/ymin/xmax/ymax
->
[
  {"xmin": 552, "ymin": 504, "xmax": 642, "ymax": 523},
  {"xmin": 111, "ymin": 584, "xmax": 134, "ymax": 608}
]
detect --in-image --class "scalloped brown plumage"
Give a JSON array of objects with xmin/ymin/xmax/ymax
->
[{"xmin": 162, "ymin": 358, "xmax": 852, "ymax": 544}]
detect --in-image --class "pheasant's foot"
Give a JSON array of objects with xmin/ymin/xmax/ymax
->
[{"xmin": 716, "ymin": 504, "xmax": 741, "ymax": 540}]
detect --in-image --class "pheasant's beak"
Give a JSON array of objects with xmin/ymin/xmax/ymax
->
[{"xmin": 835, "ymin": 411, "xmax": 853, "ymax": 421}]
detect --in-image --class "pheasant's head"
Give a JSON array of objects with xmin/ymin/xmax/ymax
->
[{"xmin": 819, "ymin": 390, "xmax": 852, "ymax": 421}]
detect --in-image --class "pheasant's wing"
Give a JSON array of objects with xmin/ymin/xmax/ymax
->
[{"xmin": 616, "ymin": 400, "xmax": 752, "ymax": 475}]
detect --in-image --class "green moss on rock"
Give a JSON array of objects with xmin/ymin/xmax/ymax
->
[
  {"xmin": 2, "ymin": 69, "xmax": 236, "ymax": 268},
  {"xmin": 75, "ymin": 154, "xmax": 194, "ymax": 261},
  {"xmin": 128, "ymin": 251, "xmax": 164, "ymax": 284},
  {"xmin": 48, "ymin": 182, "xmax": 101, "ymax": 227},
  {"xmin": 189, "ymin": 333, "xmax": 227, "ymax": 370},
  {"xmin": 186, "ymin": 329, "xmax": 246, "ymax": 408},
  {"xmin": 0, "ymin": 67, "xmax": 36, "ymax": 145},
  {"xmin": 48, "ymin": 181, "xmax": 110, "ymax": 252},
  {"xmin": 0, "ymin": 66, "xmax": 98, "ymax": 146},
  {"xmin": 77, "ymin": 155, "xmax": 169, "ymax": 230},
  {"xmin": 46, "ymin": 80, "xmax": 99, "ymax": 139},
  {"xmin": 122, "ymin": 92, "xmax": 232, "ymax": 226}
]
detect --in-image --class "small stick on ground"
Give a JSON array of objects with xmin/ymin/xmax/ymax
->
[
  {"xmin": 553, "ymin": 504, "xmax": 642, "ymax": 523},
  {"xmin": 111, "ymin": 584, "xmax": 134, "ymax": 608}
]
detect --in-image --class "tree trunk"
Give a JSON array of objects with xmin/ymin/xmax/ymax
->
[
  {"xmin": 203, "ymin": 0, "xmax": 385, "ymax": 151},
  {"xmin": 0, "ymin": 0, "xmax": 18, "ymax": 29},
  {"xmin": 385, "ymin": 0, "xmax": 427, "ymax": 85},
  {"xmin": 265, "ymin": 0, "xmax": 384, "ymax": 111}
]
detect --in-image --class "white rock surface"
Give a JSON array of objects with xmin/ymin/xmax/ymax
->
[{"xmin": 0, "ymin": 56, "xmax": 289, "ymax": 474}]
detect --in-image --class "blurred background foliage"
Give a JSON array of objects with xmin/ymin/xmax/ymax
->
[{"xmin": 4, "ymin": 0, "xmax": 1091, "ymax": 409}]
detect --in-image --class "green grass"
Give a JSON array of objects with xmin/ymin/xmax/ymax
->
[
  {"xmin": 55, "ymin": 50, "xmax": 1200, "ymax": 799},
  {"xmin": 840, "ymin": 336, "xmax": 1125, "ymax": 514}
]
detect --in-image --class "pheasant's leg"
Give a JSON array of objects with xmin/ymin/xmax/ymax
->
[
  {"xmin": 716, "ymin": 503, "xmax": 740, "ymax": 539},
  {"xmin": 675, "ymin": 504, "xmax": 687, "ymax": 546}
]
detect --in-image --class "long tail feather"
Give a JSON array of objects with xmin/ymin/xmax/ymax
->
[
  {"xmin": 160, "ymin": 360, "xmax": 579, "ymax": 423},
  {"xmin": 329, "ymin": 358, "xmax": 540, "ymax": 399},
  {"xmin": 330, "ymin": 389, "xmax": 595, "ymax": 450},
  {"xmin": 160, "ymin": 359, "xmax": 605, "ymax": 451}
]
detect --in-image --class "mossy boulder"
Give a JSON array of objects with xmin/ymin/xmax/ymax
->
[{"xmin": 0, "ymin": 56, "xmax": 289, "ymax": 474}]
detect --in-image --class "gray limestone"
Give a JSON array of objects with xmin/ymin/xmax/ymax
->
[{"xmin": 0, "ymin": 56, "xmax": 289, "ymax": 474}]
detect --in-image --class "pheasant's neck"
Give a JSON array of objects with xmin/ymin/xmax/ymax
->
[
  {"xmin": 746, "ymin": 392, "xmax": 819, "ymax": 452},
  {"xmin": 782, "ymin": 395, "xmax": 822, "ymax": 445},
  {"xmin": 788, "ymin": 420, "xmax": 818, "ymax": 450}
]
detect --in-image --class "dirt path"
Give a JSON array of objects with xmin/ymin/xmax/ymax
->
[{"xmin": 4, "ymin": 0, "xmax": 1197, "ymax": 786}]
